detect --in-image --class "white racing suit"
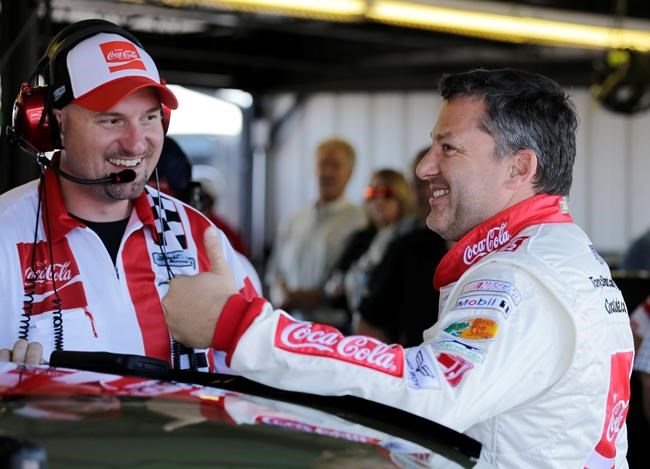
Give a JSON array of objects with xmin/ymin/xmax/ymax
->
[{"xmin": 212, "ymin": 194, "xmax": 634, "ymax": 468}]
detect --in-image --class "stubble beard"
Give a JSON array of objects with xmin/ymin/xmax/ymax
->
[
  {"xmin": 426, "ymin": 198, "xmax": 473, "ymax": 242},
  {"xmin": 104, "ymin": 171, "xmax": 149, "ymax": 200}
]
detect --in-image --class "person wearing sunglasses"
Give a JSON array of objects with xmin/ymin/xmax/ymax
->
[{"xmin": 324, "ymin": 169, "xmax": 414, "ymax": 333}]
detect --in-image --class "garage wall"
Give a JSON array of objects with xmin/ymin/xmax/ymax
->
[{"xmin": 266, "ymin": 90, "xmax": 650, "ymax": 256}]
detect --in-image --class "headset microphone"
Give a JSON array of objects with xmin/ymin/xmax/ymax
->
[{"xmin": 44, "ymin": 159, "xmax": 137, "ymax": 185}]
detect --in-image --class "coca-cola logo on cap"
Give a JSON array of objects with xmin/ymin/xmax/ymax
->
[
  {"xmin": 99, "ymin": 41, "xmax": 146, "ymax": 73},
  {"xmin": 274, "ymin": 315, "xmax": 404, "ymax": 377}
]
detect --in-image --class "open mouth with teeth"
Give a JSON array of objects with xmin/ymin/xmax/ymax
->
[
  {"xmin": 432, "ymin": 189, "xmax": 449, "ymax": 199},
  {"xmin": 108, "ymin": 157, "xmax": 143, "ymax": 168}
]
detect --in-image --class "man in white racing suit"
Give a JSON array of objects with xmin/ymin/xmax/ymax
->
[{"xmin": 164, "ymin": 69, "xmax": 634, "ymax": 467}]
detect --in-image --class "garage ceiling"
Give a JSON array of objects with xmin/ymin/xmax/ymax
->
[{"xmin": 21, "ymin": 0, "xmax": 650, "ymax": 93}]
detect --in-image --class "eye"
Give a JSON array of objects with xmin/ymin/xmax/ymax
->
[
  {"xmin": 98, "ymin": 117, "xmax": 123, "ymax": 127},
  {"xmin": 441, "ymin": 143, "xmax": 457, "ymax": 155}
]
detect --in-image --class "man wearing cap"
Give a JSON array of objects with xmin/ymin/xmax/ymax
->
[{"xmin": 0, "ymin": 20, "xmax": 253, "ymax": 368}]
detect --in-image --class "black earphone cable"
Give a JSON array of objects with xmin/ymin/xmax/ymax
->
[
  {"xmin": 19, "ymin": 173, "xmax": 45, "ymax": 341},
  {"xmin": 19, "ymin": 162, "xmax": 64, "ymax": 351},
  {"xmin": 41, "ymin": 169, "xmax": 64, "ymax": 351}
]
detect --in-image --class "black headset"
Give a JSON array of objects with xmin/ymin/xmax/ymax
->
[{"xmin": 11, "ymin": 19, "xmax": 171, "ymax": 153}]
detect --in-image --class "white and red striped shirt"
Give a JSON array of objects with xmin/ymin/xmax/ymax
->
[{"xmin": 0, "ymin": 167, "xmax": 253, "ymax": 368}]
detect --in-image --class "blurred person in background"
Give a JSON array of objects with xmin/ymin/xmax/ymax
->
[
  {"xmin": 265, "ymin": 137, "xmax": 366, "ymax": 327},
  {"xmin": 620, "ymin": 228, "xmax": 650, "ymax": 271},
  {"xmin": 324, "ymin": 168, "xmax": 414, "ymax": 333},
  {"xmin": 357, "ymin": 149, "xmax": 448, "ymax": 346},
  {"xmin": 152, "ymin": 136, "xmax": 192, "ymax": 200},
  {"xmin": 189, "ymin": 176, "xmax": 248, "ymax": 256}
]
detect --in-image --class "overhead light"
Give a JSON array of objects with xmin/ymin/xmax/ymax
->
[
  {"xmin": 157, "ymin": 0, "xmax": 366, "ymax": 21},
  {"xmin": 368, "ymin": 1, "xmax": 650, "ymax": 52},
  {"xmin": 150, "ymin": 0, "xmax": 650, "ymax": 51}
]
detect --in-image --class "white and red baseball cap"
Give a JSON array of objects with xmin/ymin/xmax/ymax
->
[{"xmin": 51, "ymin": 32, "xmax": 178, "ymax": 112}]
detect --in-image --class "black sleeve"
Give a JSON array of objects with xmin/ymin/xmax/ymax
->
[
  {"xmin": 358, "ymin": 229, "xmax": 448, "ymax": 346},
  {"xmin": 326, "ymin": 226, "xmax": 376, "ymax": 310}
]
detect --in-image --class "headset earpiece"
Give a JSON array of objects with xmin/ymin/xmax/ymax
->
[{"xmin": 12, "ymin": 82, "xmax": 56, "ymax": 153}]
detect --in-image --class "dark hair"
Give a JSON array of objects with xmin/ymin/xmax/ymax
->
[{"xmin": 439, "ymin": 68, "xmax": 578, "ymax": 196}]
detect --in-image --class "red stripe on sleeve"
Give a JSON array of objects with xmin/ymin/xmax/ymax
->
[
  {"xmin": 122, "ymin": 230, "xmax": 171, "ymax": 362},
  {"xmin": 240, "ymin": 277, "xmax": 259, "ymax": 301},
  {"xmin": 212, "ymin": 293, "xmax": 266, "ymax": 366}
]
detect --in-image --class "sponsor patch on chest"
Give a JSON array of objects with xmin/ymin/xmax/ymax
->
[
  {"xmin": 17, "ymin": 239, "xmax": 88, "ymax": 315},
  {"xmin": 461, "ymin": 279, "xmax": 522, "ymax": 305},
  {"xmin": 152, "ymin": 250, "xmax": 196, "ymax": 269},
  {"xmin": 443, "ymin": 317, "xmax": 498, "ymax": 340},
  {"xmin": 431, "ymin": 338, "xmax": 486, "ymax": 364},
  {"xmin": 406, "ymin": 347, "xmax": 440, "ymax": 390},
  {"xmin": 435, "ymin": 352, "xmax": 474, "ymax": 387},
  {"xmin": 274, "ymin": 315, "xmax": 404, "ymax": 377},
  {"xmin": 452, "ymin": 293, "xmax": 513, "ymax": 317}
]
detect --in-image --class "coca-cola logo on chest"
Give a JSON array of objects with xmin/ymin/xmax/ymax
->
[
  {"xmin": 274, "ymin": 315, "xmax": 404, "ymax": 377},
  {"xmin": 24, "ymin": 260, "xmax": 72, "ymax": 285},
  {"xmin": 463, "ymin": 222, "xmax": 511, "ymax": 265},
  {"xmin": 17, "ymin": 240, "xmax": 88, "ymax": 315}
]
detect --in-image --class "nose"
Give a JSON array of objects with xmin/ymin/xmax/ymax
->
[
  {"xmin": 415, "ymin": 146, "xmax": 440, "ymax": 181},
  {"xmin": 118, "ymin": 121, "xmax": 149, "ymax": 156}
]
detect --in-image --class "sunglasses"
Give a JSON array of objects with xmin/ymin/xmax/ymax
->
[{"xmin": 363, "ymin": 186, "xmax": 395, "ymax": 200}]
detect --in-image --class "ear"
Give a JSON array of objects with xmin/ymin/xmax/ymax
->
[
  {"xmin": 506, "ymin": 148, "xmax": 537, "ymax": 189},
  {"xmin": 52, "ymin": 108, "xmax": 64, "ymax": 146}
]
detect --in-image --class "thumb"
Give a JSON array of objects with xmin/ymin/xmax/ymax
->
[{"xmin": 204, "ymin": 226, "xmax": 225, "ymax": 274}]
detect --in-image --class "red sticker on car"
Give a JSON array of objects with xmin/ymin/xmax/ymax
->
[
  {"xmin": 257, "ymin": 416, "xmax": 380, "ymax": 444},
  {"xmin": 274, "ymin": 315, "xmax": 404, "ymax": 377}
]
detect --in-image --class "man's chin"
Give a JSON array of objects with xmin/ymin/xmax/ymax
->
[
  {"xmin": 105, "ymin": 180, "xmax": 147, "ymax": 201},
  {"xmin": 426, "ymin": 215, "xmax": 456, "ymax": 241}
]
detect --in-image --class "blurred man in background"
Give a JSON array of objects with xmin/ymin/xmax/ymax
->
[{"xmin": 265, "ymin": 137, "xmax": 366, "ymax": 328}]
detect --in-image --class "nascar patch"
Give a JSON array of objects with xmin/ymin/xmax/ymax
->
[
  {"xmin": 444, "ymin": 317, "xmax": 498, "ymax": 340},
  {"xmin": 406, "ymin": 347, "xmax": 440, "ymax": 390},
  {"xmin": 460, "ymin": 279, "xmax": 522, "ymax": 305},
  {"xmin": 452, "ymin": 293, "xmax": 513, "ymax": 317}
]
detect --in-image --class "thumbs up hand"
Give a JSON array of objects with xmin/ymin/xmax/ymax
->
[{"xmin": 163, "ymin": 227, "xmax": 237, "ymax": 348}]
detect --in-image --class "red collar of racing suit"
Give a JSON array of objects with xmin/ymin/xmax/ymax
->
[
  {"xmin": 433, "ymin": 194, "xmax": 573, "ymax": 290},
  {"xmin": 39, "ymin": 152, "xmax": 158, "ymax": 243}
]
